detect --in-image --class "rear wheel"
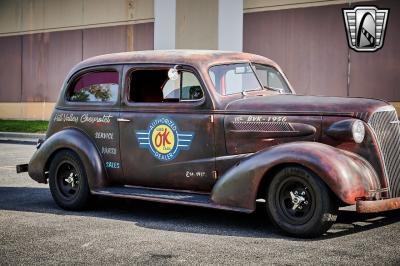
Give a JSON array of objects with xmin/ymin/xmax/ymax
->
[
  {"xmin": 266, "ymin": 166, "xmax": 338, "ymax": 238},
  {"xmin": 49, "ymin": 150, "xmax": 91, "ymax": 210}
]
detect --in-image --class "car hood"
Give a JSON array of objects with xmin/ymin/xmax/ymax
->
[{"xmin": 224, "ymin": 94, "xmax": 389, "ymax": 120}]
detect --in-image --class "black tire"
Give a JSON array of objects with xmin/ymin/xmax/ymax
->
[
  {"xmin": 49, "ymin": 150, "xmax": 91, "ymax": 210},
  {"xmin": 266, "ymin": 166, "xmax": 338, "ymax": 238}
]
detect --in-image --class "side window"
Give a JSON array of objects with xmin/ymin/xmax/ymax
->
[
  {"xmin": 67, "ymin": 71, "xmax": 119, "ymax": 103},
  {"xmin": 129, "ymin": 69, "xmax": 204, "ymax": 103},
  {"xmin": 163, "ymin": 72, "xmax": 203, "ymax": 101}
]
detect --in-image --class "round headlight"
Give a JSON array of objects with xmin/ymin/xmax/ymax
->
[{"xmin": 352, "ymin": 120, "xmax": 365, "ymax": 143}]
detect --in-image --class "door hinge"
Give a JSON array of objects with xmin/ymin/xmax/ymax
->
[{"xmin": 212, "ymin": 170, "xmax": 218, "ymax": 180}]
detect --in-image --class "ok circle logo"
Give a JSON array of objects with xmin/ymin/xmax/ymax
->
[
  {"xmin": 136, "ymin": 116, "xmax": 194, "ymax": 161},
  {"xmin": 150, "ymin": 123, "xmax": 177, "ymax": 155}
]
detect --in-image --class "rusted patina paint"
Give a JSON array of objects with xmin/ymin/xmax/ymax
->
[
  {"xmin": 211, "ymin": 142, "xmax": 381, "ymax": 211},
  {"xmin": 24, "ymin": 50, "xmax": 399, "ymax": 214}
]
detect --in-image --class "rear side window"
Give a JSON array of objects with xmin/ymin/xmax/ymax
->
[{"xmin": 67, "ymin": 71, "xmax": 119, "ymax": 103}]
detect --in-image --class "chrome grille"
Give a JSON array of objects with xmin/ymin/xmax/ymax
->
[{"xmin": 368, "ymin": 107, "xmax": 400, "ymax": 197}]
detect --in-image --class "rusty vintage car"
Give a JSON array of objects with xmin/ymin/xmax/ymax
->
[{"xmin": 17, "ymin": 50, "xmax": 400, "ymax": 237}]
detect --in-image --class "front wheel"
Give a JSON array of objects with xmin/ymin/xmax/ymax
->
[
  {"xmin": 49, "ymin": 150, "xmax": 91, "ymax": 210},
  {"xmin": 266, "ymin": 166, "xmax": 338, "ymax": 238}
]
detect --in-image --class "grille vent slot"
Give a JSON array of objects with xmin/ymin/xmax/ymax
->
[{"xmin": 232, "ymin": 121, "xmax": 294, "ymax": 132}]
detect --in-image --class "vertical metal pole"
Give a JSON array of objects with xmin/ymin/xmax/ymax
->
[{"xmin": 346, "ymin": 0, "xmax": 352, "ymax": 97}]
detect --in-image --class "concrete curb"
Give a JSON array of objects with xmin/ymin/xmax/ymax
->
[{"xmin": 0, "ymin": 132, "xmax": 45, "ymax": 145}]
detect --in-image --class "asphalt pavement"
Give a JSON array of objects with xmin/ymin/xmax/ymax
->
[{"xmin": 0, "ymin": 142, "xmax": 399, "ymax": 265}]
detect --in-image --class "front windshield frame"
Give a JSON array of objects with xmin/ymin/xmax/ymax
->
[{"xmin": 208, "ymin": 62, "xmax": 264, "ymax": 96}]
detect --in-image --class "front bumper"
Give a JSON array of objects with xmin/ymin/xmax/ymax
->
[{"xmin": 356, "ymin": 197, "xmax": 400, "ymax": 213}]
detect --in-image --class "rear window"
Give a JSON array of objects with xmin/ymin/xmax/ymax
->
[{"xmin": 67, "ymin": 71, "xmax": 119, "ymax": 103}]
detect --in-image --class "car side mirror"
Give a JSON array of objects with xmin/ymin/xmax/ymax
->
[{"xmin": 168, "ymin": 65, "xmax": 180, "ymax": 81}]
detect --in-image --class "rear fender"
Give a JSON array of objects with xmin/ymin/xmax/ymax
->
[
  {"xmin": 211, "ymin": 142, "xmax": 380, "ymax": 212},
  {"xmin": 28, "ymin": 128, "xmax": 107, "ymax": 189}
]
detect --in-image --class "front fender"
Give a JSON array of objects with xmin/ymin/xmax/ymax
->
[
  {"xmin": 28, "ymin": 128, "xmax": 107, "ymax": 189},
  {"xmin": 211, "ymin": 142, "xmax": 380, "ymax": 212}
]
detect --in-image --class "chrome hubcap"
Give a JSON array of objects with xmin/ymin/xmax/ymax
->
[
  {"xmin": 64, "ymin": 172, "xmax": 79, "ymax": 188},
  {"xmin": 289, "ymin": 190, "xmax": 309, "ymax": 210}
]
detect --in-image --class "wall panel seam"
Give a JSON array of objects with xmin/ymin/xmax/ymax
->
[{"xmin": 0, "ymin": 19, "xmax": 155, "ymax": 37}]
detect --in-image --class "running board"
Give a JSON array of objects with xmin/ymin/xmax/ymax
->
[{"xmin": 91, "ymin": 186, "xmax": 251, "ymax": 213}]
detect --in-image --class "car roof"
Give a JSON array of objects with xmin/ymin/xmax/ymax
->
[{"xmin": 68, "ymin": 50, "xmax": 281, "ymax": 77}]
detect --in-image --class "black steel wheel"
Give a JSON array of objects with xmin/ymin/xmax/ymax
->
[
  {"xmin": 49, "ymin": 150, "xmax": 91, "ymax": 210},
  {"xmin": 266, "ymin": 166, "xmax": 338, "ymax": 238}
]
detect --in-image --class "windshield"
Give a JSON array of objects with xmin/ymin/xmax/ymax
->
[
  {"xmin": 253, "ymin": 64, "xmax": 291, "ymax": 94},
  {"xmin": 208, "ymin": 63, "xmax": 263, "ymax": 96}
]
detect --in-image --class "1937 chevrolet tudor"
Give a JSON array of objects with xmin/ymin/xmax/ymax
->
[{"xmin": 17, "ymin": 50, "xmax": 400, "ymax": 237}]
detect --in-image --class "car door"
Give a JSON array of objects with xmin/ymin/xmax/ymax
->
[
  {"xmin": 52, "ymin": 66, "xmax": 124, "ymax": 184},
  {"xmin": 118, "ymin": 64, "xmax": 216, "ymax": 192}
]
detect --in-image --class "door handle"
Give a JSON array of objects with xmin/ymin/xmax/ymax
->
[{"xmin": 117, "ymin": 118, "xmax": 131, "ymax": 122}]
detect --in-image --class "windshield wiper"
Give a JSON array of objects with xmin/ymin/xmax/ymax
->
[{"xmin": 263, "ymin": 86, "xmax": 284, "ymax": 94}]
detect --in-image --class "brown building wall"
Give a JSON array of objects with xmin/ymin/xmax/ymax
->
[
  {"xmin": 46, "ymin": 30, "xmax": 83, "ymax": 101},
  {"xmin": 134, "ymin": 22, "xmax": 154, "ymax": 51},
  {"xmin": 0, "ymin": 22, "xmax": 154, "ymax": 104},
  {"xmin": 83, "ymin": 26, "xmax": 128, "ymax": 59},
  {"xmin": 244, "ymin": 0, "xmax": 400, "ymax": 101},
  {"xmin": 0, "ymin": 36, "xmax": 22, "ymax": 102}
]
